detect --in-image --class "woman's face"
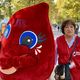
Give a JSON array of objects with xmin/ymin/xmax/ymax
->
[{"xmin": 64, "ymin": 24, "xmax": 75, "ymax": 37}]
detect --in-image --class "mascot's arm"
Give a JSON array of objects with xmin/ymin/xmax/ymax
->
[
  {"xmin": 0, "ymin": 45, "xmax": 37, "ymax": 74},
  {"xmin": 0, "ymin": 44, "xmax": 38, "ymax": 69},
  {"xmin": 0, "ymin": 53, "xmax": 37, "ymax": 75},
  {"xmin": 12, "ymin": 53, "xmax": 38, "ymax": 69},
  {"xmin": 0, "ymin": 54, "xmax": 37, "ymax": 69}
]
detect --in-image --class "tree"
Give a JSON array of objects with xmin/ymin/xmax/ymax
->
[
  {"xmin": 11, "ymin": 0, "xmax": 56, "ymax": 24},
  {"xmin": 62, "ymin": 0, "xmax": 80, "ymax": 22}
]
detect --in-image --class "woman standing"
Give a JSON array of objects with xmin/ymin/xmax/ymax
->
[{"xmin": 55, "ymin": 19, "xmax": 80, "ymax": 80}]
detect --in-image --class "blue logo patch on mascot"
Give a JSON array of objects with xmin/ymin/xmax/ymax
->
[
  {"xmin": 4, "ymin": 24, "xmax": 11, "ymax": 38},
  {"xmin": 19, "ymin": 31, "xmax": 38, "ymax": 49}
]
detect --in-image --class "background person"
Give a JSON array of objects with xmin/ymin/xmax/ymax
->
[
  {"xmin": 55, "ymin": 19, "xmax": 80, "ymax": 80},
  {"xmin": 75, "ymin": 24, "xmax": 79, "ymax": 34},
  {"xmin": 1, "ymin": 23, "xmax": 6, "ymax": 35}
]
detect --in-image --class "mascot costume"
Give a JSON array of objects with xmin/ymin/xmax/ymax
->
[{"xmin": 0, "ymin": 2, "xmax": 55, "ymax": 80}]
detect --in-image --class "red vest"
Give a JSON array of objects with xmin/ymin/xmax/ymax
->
[{"xmin": 57, "ymin": 35, "xmax": 80, "ymax": 80}]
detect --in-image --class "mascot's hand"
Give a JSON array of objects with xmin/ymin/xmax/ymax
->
[
  {"xmin": 0, "ymin": 57, "xmax": 17, "ymax": 75},
  {"xmin": 0, "ymin": 57, "xmax": 13, "ymax": 69}
]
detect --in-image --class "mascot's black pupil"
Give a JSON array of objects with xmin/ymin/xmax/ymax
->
[{"xmin": 22, "ymin": 36, "xmax": 32, "ymax": 45}]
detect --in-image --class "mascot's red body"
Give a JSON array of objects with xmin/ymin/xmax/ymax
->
[{"xmin": 0, "ymin": 2, "xmax": 55, "ymax": 80}]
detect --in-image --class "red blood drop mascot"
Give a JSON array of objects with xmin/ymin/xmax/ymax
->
[{"xmin": 0, "ymin": 2, "xmax": 55, "ymax": 80}]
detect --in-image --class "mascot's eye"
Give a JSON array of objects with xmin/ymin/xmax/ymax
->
[
  {"xmin": 4, "ymin": 24, "xmax": 11, "ymax": 38},
  {"xmin": 19, "ymin": 31, "xmax": 38, "ymax": 49}
]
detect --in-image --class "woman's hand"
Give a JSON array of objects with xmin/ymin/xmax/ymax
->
[{"xmin": 69, "ymin": 61, "xmax": 76, "ymax": 69}]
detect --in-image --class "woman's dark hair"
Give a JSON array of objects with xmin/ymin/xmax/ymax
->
[{"xmin": 61, "ymin": 19, "xmax": 76, "ymax": 34}]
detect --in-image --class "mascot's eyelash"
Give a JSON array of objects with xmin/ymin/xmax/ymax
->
[{"xmin": 37, "ymin": 33, "xmax": 46, "ymax": 44}]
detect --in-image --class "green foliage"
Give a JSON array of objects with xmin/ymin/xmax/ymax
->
[
  {"xmin": 0, "ymin": 0, "xmax": 80, "ymax": 23},
  {"xmin": 11, "ymin": 0, "xmax": 56, "ymax": 23},
  {"xmin": 62, "ymin": 0, "xmax": 80, "ymax": 22}
]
